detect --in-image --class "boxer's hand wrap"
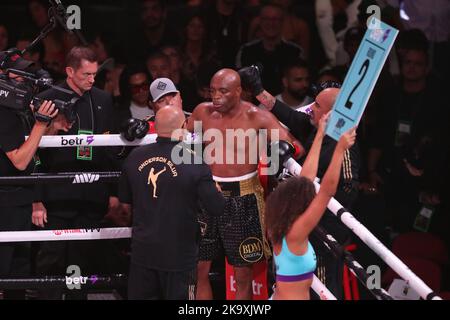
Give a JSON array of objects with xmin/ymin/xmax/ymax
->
[{"xmin": 238, "ymin": 65, "xmax": 264, "ymax": 96}]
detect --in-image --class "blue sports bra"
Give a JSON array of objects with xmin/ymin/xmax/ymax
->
[{"xmin": 273, "ymin": 237, "xmax": 317, "ymax": 282}]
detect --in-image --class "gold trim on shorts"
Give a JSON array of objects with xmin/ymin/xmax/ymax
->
[{"xmin": 218, "ymin": 175, "xmax": 272, "ymax": 259}]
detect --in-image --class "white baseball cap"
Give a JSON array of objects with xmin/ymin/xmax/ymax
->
[{"xmin": 149, "ymin": 78, "xmax": 179, "ymax": 102}]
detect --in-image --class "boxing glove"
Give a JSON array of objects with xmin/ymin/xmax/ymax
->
[
  {"xmin": 269, "ymin": 140, "xmax": 296, "ymax": 167},
  {"xmin": 120, "ymin": 118, "xmax": 149, "ymax": 142},
  {"xmin": 238, "ymin": 65, "xmax": 264, "ymax": 96}
]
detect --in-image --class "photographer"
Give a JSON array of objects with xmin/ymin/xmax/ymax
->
[
  {"xmin": 33, "ymin": 46, "xmax": 119, "ymax": 299},
  {"xmin": 0, "ymin": 51, "xmax": 60, "ymax": 299}
]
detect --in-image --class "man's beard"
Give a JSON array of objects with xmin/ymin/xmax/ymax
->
[{"xmin": 287, "ymin": 87, "xmax": 307, "ymax": 102}]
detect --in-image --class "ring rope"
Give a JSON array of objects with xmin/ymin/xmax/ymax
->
[
  {"xmin": 312, "ymin": 275, "xmax": 337, "ymax": 300},
  {"xmin": 33, "ymin": 134, "xmax": 157, "ymax": 148},
  {"xmin": 0, "ymin": 226, "xmax": 339, "ymax": 299},
  {"xmin": 0, "ymin": 172, "xmax": 121, "ymax": 185},
  {"xmin": 0, "ymin": 275, "xmax": 127, "ymax": 290},
  {"xmin": 0, "ymin": 227, "xmax": 131, "ymax": 243},
  {"xmin": 284, "ymin": 158, "xmax": 442, "ymax": 300},
  {"xmin": 312, "ymin": 225, "xmax": 393, "ymax": 300},
  {"xmin": 2, "ymin": 135, "xmax": 440, "ymax": 299}
]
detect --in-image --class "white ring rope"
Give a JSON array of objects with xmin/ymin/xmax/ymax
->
[
  {"xmin": 312, "ymin": 275, "xmax": 337, "ymax": 300},
  {"xmin": 284, "ymin": 158, "xmax": 442, "ymax": 300},
  {"xmin": 34, "ymin": 133, "xmax": 200, "ymax": 148},
  {"xmin": 0, "ymin": 227, "xmax": 338, "ymax": 300},
  {"xmin": 34, "ymin": 134, "xmax": 157, "ymax": 148},
  {"xmin": 0, "ymin": 227, "xmax": 131, "ymax": 243},
  {"xmin": 14, "ymin": 133, "xmax": 441, "ymax": 299}
]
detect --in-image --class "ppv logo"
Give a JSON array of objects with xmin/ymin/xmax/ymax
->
[
  {"xmin": 0, "ymin": 90, "xmax": 10, "ymax": 98},
  {"xmin": 72, "ymin": 173, "xmax": 100, "ymax": 184}
]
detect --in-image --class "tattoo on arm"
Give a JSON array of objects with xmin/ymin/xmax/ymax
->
[{"xmin": 257, "ymin": 91, "xmax": 276, "ymax": 110}]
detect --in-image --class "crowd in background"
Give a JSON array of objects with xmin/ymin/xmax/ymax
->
[{"xmin": 0, "ymin": 0, "xmax": 449, "ymax": 298}]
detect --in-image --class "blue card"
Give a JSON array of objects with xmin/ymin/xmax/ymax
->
[{"xmin": 326, "ymin": 18, "xmax": 399, "ymax": 141}]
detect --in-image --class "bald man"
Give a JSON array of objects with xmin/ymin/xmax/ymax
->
[
  {"xmin": 119, "ymin": 106, "xmax": 226, "ymax": 300},
  {"xmin": 187, "ymin": 68, "xmax": 303, "ymax": 300},
  {"xmin": 243, "ymin": 68, "xmax": 360, "ymax": 299}
]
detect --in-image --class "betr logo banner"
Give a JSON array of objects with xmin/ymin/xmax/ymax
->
[{"xmin": 65, "ymin": 265, "xmax": 98, "ymax": 290}]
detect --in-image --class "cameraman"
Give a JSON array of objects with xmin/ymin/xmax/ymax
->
[
  {"xmin": 33, "ymin": 46, "xmax": 119, "ymax": 298},
  {"xmin": 0, "ymin": 52, "xmax": 60, "ymax": 299}
]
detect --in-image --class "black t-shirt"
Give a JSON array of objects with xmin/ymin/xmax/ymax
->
[
  {"xmin": 203, "ymin": 4, "xmax": 248, "ymax": 68},
  {"xmin": 0, "ymin": 108, "xmax": 36, "ymax": 206},
  {"xmin": 119, "ymin": 137, "xmax": 226, "ymax": 271},
  {"xmin": 372, "ymin": 83, "xmax": 441, "ymax": 172}
]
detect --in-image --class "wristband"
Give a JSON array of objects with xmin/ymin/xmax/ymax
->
[{"xmin": 35, "ymin": 112, "xmax": 52, "ymax": 126}]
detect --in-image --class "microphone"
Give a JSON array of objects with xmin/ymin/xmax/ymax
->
[{"xmin": 49, "ymin": 0, "xmax": 71, "ymax": 33}]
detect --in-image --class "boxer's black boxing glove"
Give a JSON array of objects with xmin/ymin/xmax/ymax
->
[
  {"xmin": 271, "ymin": 140, "xmax": 295, "ymax": 164},
  {"xmin": 238, "ymin": 65, "xmax": 264, "ymax": 96},
  {"xmin": 266, "ymin": 140, "xmax": 296, "ymax": 176},
  {"xmin": 120, "ymin": 118, "xmax": 149, "ymax": 142}
]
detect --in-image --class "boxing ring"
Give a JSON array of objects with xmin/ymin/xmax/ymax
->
[{"xmin": 0, "ymin": 134, "xmax": 442, "ymax": 300}]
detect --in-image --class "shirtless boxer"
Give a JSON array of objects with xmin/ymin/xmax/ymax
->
[{"xmin": 187, "ymin": 68, "xmax": 304, "ymax": 300}]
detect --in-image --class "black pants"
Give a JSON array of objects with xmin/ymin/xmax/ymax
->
[
  {"xmin": 384, "ymin": 165, "xmax": 421, "ymax": 233},
  {"xmin": 35, "ymin": 203, "xmax": 107, "ymax": 299},
  {"xmin": 128, "ymin": 263, "xmax": 197, "ymax": 300},
  {"xmin": 0, "ymin": 204, "xmax": 32, "ymax": 299}
]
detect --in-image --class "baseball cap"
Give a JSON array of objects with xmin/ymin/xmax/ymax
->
[
  {"xmin": 0, "ymin": 48, "xmax": 35, "ymax": 71},
  {"xmin": 149, "ymin": 77, "xmax": 179, "ymax": 102}
]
